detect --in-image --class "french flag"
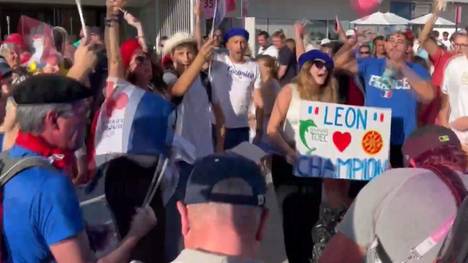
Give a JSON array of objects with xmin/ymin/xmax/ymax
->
[{"xmin": 92, "ymin": 79, "xmax": 174, "ymax": 167}]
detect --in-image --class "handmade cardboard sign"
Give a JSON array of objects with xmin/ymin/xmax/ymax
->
[{"xmin": 294, "ymin": 101, "xmax": 392, "ymax": 180}]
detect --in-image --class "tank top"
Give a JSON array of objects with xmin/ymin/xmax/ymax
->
[{"xmin": 283, "ymin": 84, "xmax": 302, "ymax": 147}]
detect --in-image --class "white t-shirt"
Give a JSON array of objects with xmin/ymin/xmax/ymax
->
[
  {"xmin": 210, "ymin": 53, "xmax": 261, "ymax": 128},
  {"xmin": 258, "ymin": 45, "xmax": 279, "ymax": 59},
  {"xmin": 164, "ymin": 72, "xmax": 214, "ymax": 159},
  {"xmin": 442, "ymin": 54, "xmax": 468, "ymax": 144}
]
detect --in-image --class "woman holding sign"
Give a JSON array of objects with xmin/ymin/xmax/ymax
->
[{"xmin": 267, "ymin": 49, "xmax": 351, "ymax": 262}]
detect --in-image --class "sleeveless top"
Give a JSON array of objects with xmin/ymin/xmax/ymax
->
[{"xmin": 283, "ymin": 84, "xmax": 302, "ymax": 147}]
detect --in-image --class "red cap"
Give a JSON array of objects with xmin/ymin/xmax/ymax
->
[
  {"xmin": 4, "ymin": 33, "xmax": 26, "ymax": 51},
  {"xmin": 120, "ymin": 38, "xmax": 141, "ymax": 70}
]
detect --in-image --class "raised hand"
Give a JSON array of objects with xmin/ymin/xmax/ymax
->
[
  {"xmin": 294, "ymin": 21, "xmax": 305, "ymax": 38},
  {"xmin": 198, "ymin": 38, "xmax": 216, "ymax": 61},
  {"xmin": 75, "ymin": 38, "xmax": 98, "ymax": 69},
  {"xmin": 106, "ymin": 0, "xmax": 127, "ymax": 12},
  {"xmin": 123, "ymin": 11, "xmax": 141, "ymax": 28},
  {"xmin": 433, "ymin": 0, "xmax": 446, "ymax": 15}
]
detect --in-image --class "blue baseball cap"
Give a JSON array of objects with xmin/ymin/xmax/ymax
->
[
  {"xmin": 298, "ymin": 49, "xmax": 334, "ymax": 71},
  {"xmin": 184, "ymin": 153, "xmax": 266, "ymax": 207},
  {"xmin": 224, "ymin": 28, "xmax": 250, "ymax": 43}
]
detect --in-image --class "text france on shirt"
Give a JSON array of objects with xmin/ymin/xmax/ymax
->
[{"xmin": 368, "ymin": 74, "xmax": 411, "ymax": 92}]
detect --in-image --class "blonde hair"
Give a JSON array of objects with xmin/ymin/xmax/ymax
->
[
  {"xmin": 0, "ymin": 43, "xmax": 16, "ymax": 58},
  {"xmin": 295, "ymin": 61, "xmax": 337, "ymax": 103}
]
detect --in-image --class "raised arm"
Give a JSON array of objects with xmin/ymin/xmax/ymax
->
[
  {"xmin": 123, "ymin": 10, "xmax": 148, "ymax": 53},
  {"xmin": 294, "ymin": 21, "xmax": 306, "ymax": 61},
  {"xmin": 419, "ymin": 0, "xmax": 444, "ymax": 56},
  {"xmin": 334, "ymin": 42, "xmax": 358, "ymax": 74},
  {"xmin": 67, "ymin": 39, "xmax": 98, "ymax": 84},
  {"xmin": 168, "ymin": 38, "xmax": 215, "ymax": 98},
  {"xmin": 105, "ymin": 0, "xmax": 125, "ymax": 80},
  {"xmin": 388, "ymin": 60, "xmax": 435, "ymax": 103},
  {"xmin": 333, "ymin": 20, "xmax": 358, "ymax": 74},
  {"xmin": 194, "ymin": 0, "xmax": 203, "ymax": 49}
]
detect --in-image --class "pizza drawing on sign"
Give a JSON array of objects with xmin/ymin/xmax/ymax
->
[{"xmin": 362, "ymin": 130, "xmax": 383, "ymax": 155}]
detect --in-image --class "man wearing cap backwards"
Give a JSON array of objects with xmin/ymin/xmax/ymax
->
[
  {"xmin": 172, "ymin": 153, "xmax": 269, "ymax": 263},
  {"xmin": 2, "ymin": 74, "xmax": 157, "ymax": 262},
  {"xmin": 335, "ymin": 30, "xmax": 434, "ymax": 167},
  {"xmin": 210, "ymin": 28, "xmax": 263, "ymax": 151},
  {"xmin": 320, "ymin": 125, "xmax": 468, "ymax": 263}
]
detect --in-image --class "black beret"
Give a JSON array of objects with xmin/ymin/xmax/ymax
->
[{"xmin": 13, "ymin": 74, "xmax": 93, "ymax": 105}]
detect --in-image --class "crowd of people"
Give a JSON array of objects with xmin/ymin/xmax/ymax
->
[{"xmin": 0, "ymin": 0, "xmax": 468, "ymax": 262}]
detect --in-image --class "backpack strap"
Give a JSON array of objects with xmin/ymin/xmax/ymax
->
[
  {"xmin": 399, "ymin": 164, "xmax": 467, "ymax": 263},
  {"xmin": 0, "ymin": 151, "xmax": 53, "ymax": 187}
]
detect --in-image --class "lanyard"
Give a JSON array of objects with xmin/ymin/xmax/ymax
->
[{"xmin": 401, "ymin": 216, "xmax": 455, "ymax": 263}]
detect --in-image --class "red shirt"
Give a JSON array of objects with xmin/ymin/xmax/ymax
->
[
  {"xmin": 419, "ymin": 49, "xmax": 456, "ymax": 125},
  {"xmin": 430, "ymin": 48, "xmax": 456, "ymax": 88}
]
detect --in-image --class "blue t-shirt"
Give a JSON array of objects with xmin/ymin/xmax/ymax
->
[
  {"xmin": 2, "ymin": 145, "xmax": 84, "ymax": 263},
  {"xmin": 358, "ymin": 58, "xmax": 430, "ymax": 145}
]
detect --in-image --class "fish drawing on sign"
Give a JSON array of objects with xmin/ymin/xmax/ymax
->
[{"xmin": 299, "ymin": 119, "xmax": 317, "ymax": 154}]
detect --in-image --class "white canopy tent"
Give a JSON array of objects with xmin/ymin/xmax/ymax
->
[
  {"xmin": 351, "ymin": 11, "xmax": 410, "ymax": 26},
  {"xmin": 410, "ymin": 14, "xmax": 456, "ymax": 26}
]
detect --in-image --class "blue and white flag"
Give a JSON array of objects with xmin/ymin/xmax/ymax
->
[{"xmin": 92, "ymin": 78, "xmax": 174, "ymax": 166}]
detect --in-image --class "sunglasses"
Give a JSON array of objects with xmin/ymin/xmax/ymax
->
[
  {"xmin": 454, "ymin": 43, "xmax": 468, "ymax": 48},
  {"xmin": 134, "ymin": 55, "xmax": 148, "ymax": 63},
  {"xmin": 311, "ymin": 60, "xmax": 328, "ymax": 70},
  {"xmin": 360, "ymin": 51, "xmax": 370, "ymax": 55}
]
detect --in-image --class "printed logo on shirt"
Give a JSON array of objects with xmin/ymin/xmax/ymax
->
[
  {"xmin": 369, "ymin": 75, "xmax": 411, "ymax": 91},
  {"xmin": 227, "ymin": 65, "xmax": 255, "ymax": 80}
]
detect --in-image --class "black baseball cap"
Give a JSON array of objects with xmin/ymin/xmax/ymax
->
[
  {"xmin": 184, "ymin": 153, "xmax": 267, "ymax": 207},
  {"xmin": 13, "ymin": 74, "xmax": 93, "ymax": 105},
  {"xmin": 402, "ymin": 125, "xmax": 461, "ymax": 164}
]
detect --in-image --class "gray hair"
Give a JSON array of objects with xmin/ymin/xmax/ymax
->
[
  {"xmin": 16, "ymin": 103, "xmax": 74, "ymax": 133},
  {"xmin": 0, "ymin": 43, "xmax": 16, "ymax": 58}
]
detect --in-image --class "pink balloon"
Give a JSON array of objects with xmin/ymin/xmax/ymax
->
[{"xmin": 351, "ymin": 0, "xmax": 380, "ymax": 16}]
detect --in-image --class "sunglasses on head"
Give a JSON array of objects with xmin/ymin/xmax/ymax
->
[{"xmin": 311, "ymin": 60, "xmax": 327, "ymax": 70}]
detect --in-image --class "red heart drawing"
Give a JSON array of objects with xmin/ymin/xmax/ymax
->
[{"xmin": 333, "ymin": 132, "xmax": 352, "ymax": 152}]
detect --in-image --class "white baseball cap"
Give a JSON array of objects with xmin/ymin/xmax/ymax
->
[
  {"xmin": 320, "ymin": 38, "xmax": 331, "ymax": 46},
  {"xmin": 346, "ymin": 29, "xmax": 356, "ymax": 37}
]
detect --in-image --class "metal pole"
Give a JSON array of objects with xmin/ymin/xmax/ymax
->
[
  {"xmin": 70, "ymin": 17, "xmax": 73, "ymax": 35},
  {"xmin": 6, "ymin": 16, "xmax": 10, "ymax": 35}
]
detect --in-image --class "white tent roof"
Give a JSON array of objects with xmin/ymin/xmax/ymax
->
[
  {"xmin": 410, "ymin": 14, "xmax": 456, "ymax": 26},
  {"xmin": 351, "ymin": 11, "xmax": 410, "ymax": 25}
]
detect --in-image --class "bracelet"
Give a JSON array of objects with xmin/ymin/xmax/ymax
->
[{"xmin": 137, "ymin": 35, "xmax": 145, "ymax": 39}]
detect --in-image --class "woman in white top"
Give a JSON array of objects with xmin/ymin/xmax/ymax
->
[{"xmin": 267, "ymin": 49, "xmax": 351, "ymax": 262}]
